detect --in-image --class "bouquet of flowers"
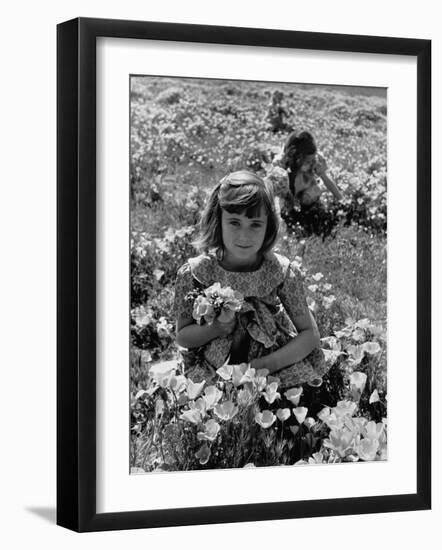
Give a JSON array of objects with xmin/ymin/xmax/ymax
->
[{"xmin": 189, "ymin": 282, "xmax": 244, "ymax": 325}]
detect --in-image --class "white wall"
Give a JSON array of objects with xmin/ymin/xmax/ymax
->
[{"xmin": 0, "ymin": 0, "xmax": 439, "ymax": 547}]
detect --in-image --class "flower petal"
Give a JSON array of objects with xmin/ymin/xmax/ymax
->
[{"xmin": 293, "ymin": 407, "xmax": 308, "ymax": 424}]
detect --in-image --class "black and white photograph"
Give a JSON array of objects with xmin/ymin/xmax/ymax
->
[{"xmin": 129, "ymin": 76, "xmax": 388, "ymax": 473}]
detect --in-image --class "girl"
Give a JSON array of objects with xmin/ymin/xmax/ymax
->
[
  {"xmin": 174, "ymin": 170, "xmax": 327, "ymax": 389},
  {"xmin": 266, "ymin": 130, "xmax": 343, "ymax": 237}
]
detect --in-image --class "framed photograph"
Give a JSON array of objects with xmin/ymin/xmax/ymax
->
[{"xmin": 57, "ymin": 17, "xmax": 431, "ymax": 532}]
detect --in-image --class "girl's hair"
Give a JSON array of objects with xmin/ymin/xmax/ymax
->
[
  {"xmin": 282, "ymin": 130, "xmax": 317, "ymax": 194},
  {"xmin": 195, "ymin": 170, "xmax": 280, "ymax": 255}
]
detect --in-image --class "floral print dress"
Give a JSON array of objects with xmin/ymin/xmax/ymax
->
[{"xmin": 174, "ymin": 251, "xmax": 327, "ymax": 389}]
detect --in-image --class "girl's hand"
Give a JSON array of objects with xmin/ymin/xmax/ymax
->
[
  {"xmin": 211, "ymin": 316, "xmax": 237, "ymax": 338},
  {"xmin": 314, "ymin": 153, "xmax": 327, "ymax": 177}
]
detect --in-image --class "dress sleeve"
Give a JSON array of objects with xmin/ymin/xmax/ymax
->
[
  {"xmin": 174, "ymin": 263, "xmax": 195, "ymax": 320},
  {"xmin": 277, "ymin": 262, "xmax": 309, "ymax": 320}
]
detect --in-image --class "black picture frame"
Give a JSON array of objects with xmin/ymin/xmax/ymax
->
[{"xmin": 57, "ymin": 17, "xmax": 431, "ymax": 532}]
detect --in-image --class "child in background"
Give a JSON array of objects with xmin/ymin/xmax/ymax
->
[
  {"xmin": 266, "ymin": 90, "xmax": 293, "ymax": 133},
  {"xmin": 266, "ymin": 130, "xmax": 343, "ymax": 237},
  {"xmin": 174, "ymin": 170, "xmax": 327, "ymax": 388}
]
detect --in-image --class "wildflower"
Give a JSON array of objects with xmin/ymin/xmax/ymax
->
[
  {"xmin": 350, "ymin": 371, "xmax": 367, "ymax": 393},
  {"xmin": 256, "ymin": 368, "xmax": 269, "ymax": 377},
  {"xmin": 276, "ymin": 408, "xmax": 291, "ymax": 422},
  {"xmin": 167, "ymin": 374, "xmax": 187, "ymax": 393},
  {"xmin": 180, "ymin": 409, "xmax": 202, "ymax": 425},
  {"xmin": 214, "ymin": 400, "xmax": 238, "ymax": 421},
  {"xmin": 193, "ymin": 295, "xmax": 216, "ymax": 325},
  {"xmin": 369, "ymin": 389, "xmax": 380, "ymax": 404},
  {"xmin": 357, "ymin": 438, "xmax": 379, "ymax": 461},
  {"xmin": 197, "ymin": 419, "xmax": 220, "ymax": 442},
  {"xmin": 186, "ymin": 379, "xmax": 206, "ymax": 400},
  {"xmin": 308, "ymin": 284, "xmax": 318, "ymax": 293},
  {"xmin": 255, "ymin": 375, "xmax": 267, "ymax": 392},
  {"xmin": 192, "ymin": 397, "xmax": 208, "ymax": 417},
  {"xmin": 134, "ymin": 389, "xmax": 149, "ymax": 400},
  {"xmin": 352, "ymin": 328, "xmax": 365, "ymax": 342},
  {"xmin": 362, "ymin": 341, "xmax": 381, "ymax": 355},
  {"xmin": 323, "ymin": 283, "xmax": 332, "ymax": 291},
  {"xmin": 193, "ymin": 283, "xmax": 244, "ymax": 325},
  {"xmin": 364, "ymin": 421, "xmax": 385, "ymax": 441},
  {"xmin": 347, "ymin": 344, "xmax": 364, "ymax": 366},
  {"xmin": 322, "ymin": 349, "xmax": 343, "ymax": 365},
  {"xmin": 262, "ymin": 382, "xmax": 280, "ymax": 404},
  {"xmin": 293, "ymin": 407, "xmax": 308, "ymax": 424},
  {"xmin": 323, "ymin": 295, "xmax": 336, "ymax": 310},
  {"xmin": 317, "ymin": 406, "xmax": 331, "ymax": 423},
  {"xmin": 131, "ymin": 305, "xmax": 153, "ymax": 327},
  {"xmin": 349, "ymin": 417, "xmax": 368, "ymax": 434},
  {"xmin": 156, "ymin": 316, "xmax": 173, "ymax": 338},
  {"xmin": 232, "ymin": 363, "xmax": 255, "ymax": 386},
  {"xmin": 255, "ymin": 410, "xmax": 276, "ymax": 429},
  {"xmin": 324, "ymin": 428, "xmax": 355, "ymax": 458},
  {"xmin": 203, "ymin": 386, "xmax": 222, "ymax": 409},
  {"xmin": 149, "ymin": 360, "xmax": 177, "ymax": 386},
  {"xmin": 334, "ymin": 400, "xmax": 357, "ymax": 418},
  {"xmin": 355, "ymin": 318, "xmax": 371, "ymax": 330},
  {"xmin": 312, "ymin": 272, "xmax": 324, "ymax": 282},
  {"xmin": 284, "ymin": 386, "xmax": 303, "ymax": 406},
  {"xmin": 237, "ymin": 388, "xmax": 253, "ymax": 407},
  {"xmin": 308, "ymin": 452, "xmax": 324, "ymax": 464},
  {"xmin": 216, "ymin": 363, "xmax": 233, "ymax": 381},
  {"xmin": 195, "ymin": 443, "xmax": 211, "ymax": 465},
  {"xmin": 321, "ymin": 336, "xmax": 341, "ymax": 351},
  {"xmin": 323, "ymin": 412, "xmax": 344, "ymax": 431}
]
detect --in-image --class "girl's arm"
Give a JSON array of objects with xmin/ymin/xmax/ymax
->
[
  {"xmin": 250, "ymin": 310, "xmax": 320, "ymax": 373},
  {"xmin": 250, "ymin": 261, "xmax": 320, "ymax": 373},
  {"xmin": 176, "ymin": 315, "xmax": 236, "ymax": 349},
  {"xmin": 320, "ymin": 172, "xmax": 343, "ymax": 201},
  {"xmin": 315, "ymin": 154, "xmax": 343, "ymax": 200}
]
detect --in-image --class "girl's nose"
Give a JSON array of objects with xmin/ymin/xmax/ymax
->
[{"xmin": 239, "ymin": 228, "xmax": 253, "ymax": 242}]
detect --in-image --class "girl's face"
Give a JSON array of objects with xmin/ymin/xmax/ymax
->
[
  {"xmin": 299, "ymin": 153, "xmax": 316, "ymax": 173},
  {"xmin": 220, "ymin": 208, "xmax": 268, "ymax": 268}
]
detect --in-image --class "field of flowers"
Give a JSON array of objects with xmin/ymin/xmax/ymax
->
[{"xmin": 130, "ymin": 77, "xmax": 387, "ymax": 472}]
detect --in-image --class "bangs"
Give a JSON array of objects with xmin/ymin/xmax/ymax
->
[{"xmin": 219, "ymin": 184, "xmax": 271, "ymax": 218}]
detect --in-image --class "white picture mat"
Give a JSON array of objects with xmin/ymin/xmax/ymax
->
[{"xmin": 96, "ymin": 37, "xmax": 417, "ymax": 514}]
